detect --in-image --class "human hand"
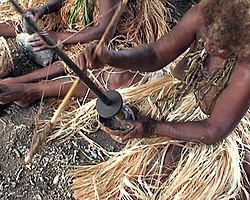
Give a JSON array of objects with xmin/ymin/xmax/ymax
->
[
  {"xmin": 82, "ymin": 44, "xmax": 111, "ymax": 69},
  {"xmin": 75, "ymin": 53, "xmax": 87, "ymax": 71},
  {"xmin": 25, "ymin": 7, "xmax": 46, "ymax": 22},
  {"xmin": 28, "ymin": 31, "xmax": 60, "ymax": 51},
  {"xmin": 103, "ymin": 114, "xmax": 157, "ymax": 144}
]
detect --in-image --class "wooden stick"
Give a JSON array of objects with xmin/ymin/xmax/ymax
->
[{"xmin": 25, "ymin": 0, "xmax": 128, "ymax": 164}]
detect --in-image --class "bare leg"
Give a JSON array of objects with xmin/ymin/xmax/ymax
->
[
  {"xmin": 103, "ymin": 67, "xmax": 143, "ymax": 90},
  {"xmin": 0, "ymin": 22, "xmax": 16, "ymax": 38},
  {"xmin": 0, "ymin": 67, "xmax": 144, "ymax": 107},
  {"xmin": 0, "ymin": 61, "xmax": 66, "ymax": 84},
  {"xmin": 0, "ymin": 77, "xmax": 94, "ymax": 107}
]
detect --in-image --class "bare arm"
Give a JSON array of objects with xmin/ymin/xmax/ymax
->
[
  {"xmin": 26, "ymin": 0, "xmax": 64, "ymax": 20},
  {"xmin": 29, "ymin": 0, "xmax": 120, "ymax": 51},
  {"xmin": 100, "ymin": 5, "xmax": 201, "ymax": 72},
  {"xmin": 118, "ymin": 61, "xmax": 250, "ymax": 144},
  {"xmin": 41, "ymin": 0, "xmax": 64, "ymax": 14},
  {"xmin": 57, "ymin": 0, "xmax": 120, "ymax": 44}
]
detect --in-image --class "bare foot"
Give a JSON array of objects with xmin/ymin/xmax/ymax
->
[{"xmin": 0, "ymin": 83, "xmax": 39, "ymax": 107}]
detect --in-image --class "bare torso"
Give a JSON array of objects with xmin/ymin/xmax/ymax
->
[{"xmin": 174, "ymin": 33, "xmax": 250, "ymax": 115}]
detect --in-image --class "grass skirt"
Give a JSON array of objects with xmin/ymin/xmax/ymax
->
[
  {"xmin": 49, "ymin": 67, "xmax": 250, "ymax": 199},
  {"xmin": 0, "ymin": 0, "xmax": 170, "ymax": 59}
]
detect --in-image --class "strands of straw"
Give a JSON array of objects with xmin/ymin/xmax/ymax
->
[
  {"xmin": 47, "ymin": 57, "xmax": 181, "ymax": 140},
  {"xmin": 25, "ymin": 0, "xmax": 129, "ymax": 163},
  {"xmin": 0, "ymin": 36, "xmax": 14, "ymax": 77},
  {"xmin": 62, "ymin": 67, "xmax": 250, "ymax": 198},
  {"xmin": 68, "ymin": 114, "xmax": 250, "ymax": 199},
  {"xmin": 0, "ymin": 0, "xmax": 61, "ymax": 31},
  {"xmin": 49, "ymin": 52, "xmax": 250, "ymax": 199},
  {"xmin": 2, "ymin": 1, "xmax": 250, "ymax": 199},
  {"xmin": 0, "ymin": 0, "xmax": 171, "ymax": 58},
  {"xmin": 24, "ymin": 78, "xmax": 81, "ymax": 164},
  {"xmin": 61, "ymin": 0, "xmax": 171, "ymax": 59},
  {"xmin": 47, "ymin": 0, "xmax": 172, "ymax": 139},
  {"xmin": 115, "ymin": 0, "xmax": 170, "ymax": 46}
]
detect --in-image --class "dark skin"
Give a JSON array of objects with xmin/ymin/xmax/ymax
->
[
  {"xmin": 83, "ymin": 4, "xmax": 250, "ymax": 144},
  {"xmin": 80, "ymin": 4, "xmax": 250, "ymax": 196},
  {"xmin": 0, "ymin": 0, "xmax": 63, "ymax": 38},
  {"xmin": 27, "ymin": 0, "xmax": 119, "ymax": 51},
  {"xmin": 0, "ymin": 0, "xmax": 142, "ymax": 106},
  {"xmin": 0, "ymin": 0, "xmax": 118, "ymax": 50}
]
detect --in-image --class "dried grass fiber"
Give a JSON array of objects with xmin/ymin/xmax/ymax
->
[
  {"xmin": 49, "ymin": 57, "xmax": 250, "ymax": 199},
  {"xmin": 0, "ymin": 0, "xmax": 171, "ymax": 59}
]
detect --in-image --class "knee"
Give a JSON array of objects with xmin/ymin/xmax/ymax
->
[{"xmin": 164, "ymin": 145, "xmax": 182, "ymax": 166}]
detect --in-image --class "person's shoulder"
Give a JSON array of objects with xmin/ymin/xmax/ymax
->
[
  {"xmin": 179, "ymin": 4, "xmax": 202, "ymax": 26},
  {"xmin": 238, "ymin": 55, "xmax": 250, "ymax": 71},
  {"xmin": 231, "ymin": 55, "xmax": 250, "ymax": 87},
  {"xmin": 184, "ymin": 4, "xmax": 201, "ymax": 18},
  {"xmin": 241, "ymin": 56, "xmax": 250, "ymax": 78},
  {"xmin": 177, "ymin": 4, "xmax": 202, "ymax": 35}
]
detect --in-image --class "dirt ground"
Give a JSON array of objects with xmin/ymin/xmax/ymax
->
[{"xmin": 0, "ymin": 1, "xmax": 198, "ymax": 199}]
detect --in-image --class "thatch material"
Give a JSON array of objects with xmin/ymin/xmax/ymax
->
[
  {"xmin": 47, "ymin": 47, "xmax": 250, "ymax": 199},
  {"xmin": 61, "ymin": 0, "xmax": 171, "ymax": 59},
  {"xmin": 65, "ymin": 71, "xmax": 250, "ymax": 199},
  {"xmin": 0, "ymin": 0, "xmax": 171, "ymax": 59},
  {"xmin": 0, "ymin": 0, "xmax": 172, "ymax": 135},
  {"xmin": 6, "ymin": 1, "xmax": 249, "ymax": 199},
  {"xmin": 0, "ymin": 36, "xmax": 14, "ymax": 77},
  {"xmin": 0, "ymin": 0, "xmax": 61, "ymax": 31}
]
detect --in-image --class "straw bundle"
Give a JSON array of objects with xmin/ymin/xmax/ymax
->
[
  {"xmin": 0, "ymin": 0, "xmax": 171, "ymax": 60},
  {"xmin": 38, "ymin": 0, "xmax": 172, "ymax": 139},
  {"xmin": 114, "ymin": 0, "xmax": 171, "ymax": 47},
  {"xmin": 47, "ymin": 46, "xmax": 250, "ymax": 199},
  {"xmin": 65, "ymin": 72, "xmax": 250, "ymax": 199},
  {"xmin": 69, "ymin": 131, "xmax": 250, "ymax": 199},
  {"xmin": 0, "ymin": 36, "xmax": 14, "ymax": 77},
  {"xmin": 8, "ymin": 0, "xmax": 172, "ymax": 139},
  {"xmin": 61, "ymin": 0, "xmax": 171, "ymax": 59},
  {"xmin": 6, "ymin": 1, "xmax": 248, "ymax": 199},
  {"xmin": 0, "ymin": 0, "xmax": 61, "ymax": 31}
]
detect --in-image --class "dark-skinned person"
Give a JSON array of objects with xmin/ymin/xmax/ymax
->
[
  {"xmin": 0, "ymin": 0, "xmax": 171, "ymax": 107},
  {"xmin": 65, "ymin": 0, "xmax": 250, "ymax": 199}
]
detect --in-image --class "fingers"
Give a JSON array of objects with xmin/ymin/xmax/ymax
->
[
  {"xmin": 32, "ymin": 45, "xmax": 47, "ymax": 52},
  {"xmin": 109, "ymin": 130, "xmax": 136, "ymax": 143},
  {"xmin": 77, "ymin": 43, "xmax": 106, "ymax": 71},
  {"xmin": 76, "ymin": 53, "xmax": 86, "ymax": 71},
  {"xmin": 28, "ymin": 33, "xmax": 42, "ymax": 43},
  {"xmin": 84, "ymin": 45, "xmax": 96, "ymax": 68},
  {"xmin": 107, "ymin": 132, "xmax": 132, "ymax": 144},
  {"xmin": 28, "ymin": 34, "xmax": 48, "ymax": 51},
  {"xmin": 102, "ymin": 120, "xmax": 136, "ymax": 143},
  {"xmin": 109, "ymin": 134, "xmax": 127, "ymax": 144},
  {"xmin": 25, "ymin": 8, "xmax": 44, "ymax": 21}
]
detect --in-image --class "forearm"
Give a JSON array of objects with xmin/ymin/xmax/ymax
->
[
  {"xmin": 107, "ymin": 44, "xmax": 162, "ymax": 72},
  {"xmin": 8, "ymin": 61, "xmax": 65, "ymax": 83},
  {"xmin": 0, "ymin": 23, "xmax": 16, "ymax": 37},
  {"xmin": 42, "ymin": 0, "xmax": 64, "ymax": 14},
  {"xmin": 152, "ymin": 120, "xmax": 224, "ymax": 145},
  {"xmin": 57, "ymin": 26, "xmax": 105, "ymax": 44}
]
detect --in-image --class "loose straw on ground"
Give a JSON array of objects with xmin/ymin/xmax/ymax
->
[
  {"xmin": 25, "ymin": 0, "xmax": 128, "ymax": 163},
  {"xmin": 25, "ymin": 79, "xmax": 80, "ymax": 163}
]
